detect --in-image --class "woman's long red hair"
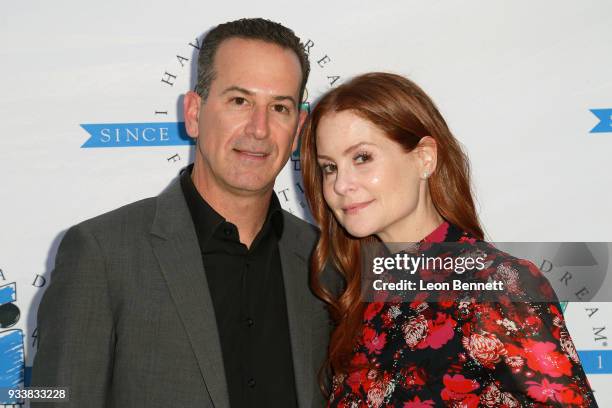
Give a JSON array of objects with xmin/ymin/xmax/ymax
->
[{"xmin": 300, "ymin": 72, "xmax": 484, "ymax": 385}]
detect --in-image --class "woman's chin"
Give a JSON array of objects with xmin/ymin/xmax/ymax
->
[{"xmin": 343, "ymin": 223, "xmax": 377, "ymax": 239}]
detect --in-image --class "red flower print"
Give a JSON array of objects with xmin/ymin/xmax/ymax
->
[
  {"xmin": 402, "ymin": 314, "xmax": 429, "ymax": 349},
  {"xmin": 557, "ymin": 387, "xmax": 584, "ymax": 405},
  {"xmin": 423, "ymin": 222, "xmax": 449, "ymax": 243},
  {"xmin": 458, "ymin": 236, "xmax": 476, "ymax": 244},
  {"xmin": 494, "ymin": 263, "xmax": 522, "ymax": 294},
  {"xmin": 500, "ymin": 392, "xmax": 521, "ymax": 408},
  {"xmin": 474, "ymin": 304, "xmax": 503, "ymax": 334},
  {"xmin": 559, "ymin": 330, "xmax": 580, "ymax": 364},
  {"xmin": 442, "ymin": 374, "xmax": 479, "ymax": 393},
  {"xmin": 366, "ymin": 383, "xmax": 385, "ymax": 408},
  {"xmin": 462, "ymin": 332, "xmax": 506, "ymax": 368},
  {"xmin": 526, "ymin": 378, "xmax": 565, "ymax": 403},
  {"xmin": 504, "ymin": 343, "xmax": 522, "ymax": 356},
  {"xmin": 539, "ymin": 281, "xmax": 555, "ymax": 301},
  {"xmin": 381, "ymin": 309, "xmax": 395, "ymax": 328},
  {"xmin": 458, "ymin": 394, "xmax": 480, "ymax": 408},
  {"xmin": 504, "ymin": 355, "xmax": 524, "ymax": 373},
  {"xmin": 441, "ymin": 374, "xmax": 480, "ymax": 404},
  {"xmin": 326, "ymin": 224, "xmax": 597, "ymax": 408},
  {"xmin": 363, "ymin": 326, "xmax": 387, "ymax": 354},
  {"xmin": 402, "ymin": 365, "xmax": 427, "ymax": 386},
  {"xmin": 417, "ymin": 312, "xmax": 456, "ymax": 349},
  {"xmin": 346, "ymin": 369, "xmax": 365, "ymax": 394},
  {"xmin": 346, "ymin": 353, "xmax": 371, "ymax": 393},
  {"xmin": 523, "ymin": 314, "xmax": 542, "ymax": 333},
  {"xmin": 332, "ymin": 373, "xmax": 346, "ymax": 390},
  {"xmin": 350, "ymin": 352, "xmax": 369, "ymax": 369},
  {"xmin": 549, "ymin": 304, "xmax": 562, "ymax": 319},
  {"xmin": 437, "ymin": 292, "xmax": 455, "ymax": 309},
  {"xmin": 419, "ymin": 267, "xmax": 434, "ymax": 281},
  {"xmin": 410, "ymin": 293, "xmax": 430, "ymax": 309},
  {"xmin": 517, "ymin": 258, "xmax": 541, "ymax": 277},
  {"xmin": 479, "ymin": 383, "xmax": 501, "ymax": 407},
  {"xmin": 521, "ymin": 339, "xmax": 572, "ymax": 377},
  {"xmin": 364, "ymin": 302, "xmax": 384, "ymax": 321},
  {"xmin": 550, "ymin": 318, "xmax": 563, "ymax": 340},
  {"xmin": 403, "ymin": 395, "xmax": 435, "ymax": 407}
]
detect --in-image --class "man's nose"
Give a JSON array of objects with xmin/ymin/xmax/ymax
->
[{"xmin": 245, "ymin": 105, "xmax": 270, "ymax": 139}]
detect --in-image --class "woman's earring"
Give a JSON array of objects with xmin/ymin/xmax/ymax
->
[{"xmin": 422, "ymin": 171, "xmax": 429, "ymax": 179}]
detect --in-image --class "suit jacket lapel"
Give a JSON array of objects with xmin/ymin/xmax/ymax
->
[
  {"xmin": 279, "ymin": 220, "xmax": 313, "ymax": 408},
  {"xmin": 150, "ymin": 179, "xmax": 230, "ymax": 408}
]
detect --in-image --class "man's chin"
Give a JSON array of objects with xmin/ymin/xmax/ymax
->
[{"xmin": 224, "ymin": 179, "xmax": 276, "ymax": 197}]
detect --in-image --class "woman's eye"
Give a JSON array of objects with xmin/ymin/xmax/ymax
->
[
  {"xmin": 320, "ymin": 163, "xmax": 337, "ymax": 175},
  {"xmin": 354, "ymin": 152, "xmax": 371, "ymax": 164}
]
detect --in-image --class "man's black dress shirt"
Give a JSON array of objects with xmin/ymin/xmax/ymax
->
[{"xmin": 180, "ymin": 165, "xmax": 298, "ymax": 408}]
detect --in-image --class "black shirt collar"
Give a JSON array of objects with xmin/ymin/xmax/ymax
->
[{"xmin": 179, "ymin": 164, "xmax": 283, "ymax": 246}]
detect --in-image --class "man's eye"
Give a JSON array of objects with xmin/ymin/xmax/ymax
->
[
  {"xmin": 232, "ymin": 97, "xmax": 247, "ymax": 105},
  {"xmin": 354, "ymin": 152, "xmax": 371, "ymax": 164},
  {"xmin": 273, "ymin": 104, "xmax": 290, "ymax": 113}
]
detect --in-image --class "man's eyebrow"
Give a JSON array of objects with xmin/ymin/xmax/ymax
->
[
  {"xmin": 221, "ymin": 86, "xmax": 254, "ymax": 96},
  {"xmin": 221, "ymin": 86, "xmax": 297, "ymax": 106},
  {"xmin": 317, "ymin": 142, "xmax": 375, "ymax": 161},
  {"xmin": 272, "ymin": 95, "xmax": 297, "ymax": 106}
]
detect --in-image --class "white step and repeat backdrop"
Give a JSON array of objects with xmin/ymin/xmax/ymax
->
[{"xmin": 2, "ymin": 1, "xmax": 612, "ymax": 406}]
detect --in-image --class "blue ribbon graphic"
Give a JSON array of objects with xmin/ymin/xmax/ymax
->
[
  {"xmin": 80, "ymin": 122, "xmax": 194, "ymax": 148},
  {"xmin": 589, "ymin": 109, "xmax": 612, "ymax": 133},
  {"xmin": 0, "ymin": 330, "xmax": 24, "ymax": 404},
  {"xmin": 0, "ymin": 284, "xmax": 16, "ymax": 306},
  {"xmin": 578, "ymin": 350, "xmax": 612, "ymax": 374}
]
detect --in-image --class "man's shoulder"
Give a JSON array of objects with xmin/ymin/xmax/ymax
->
[
  {"xmin": 71, "ymin": 195, "xmax": 159, "ymax": 239},
  {"xmin": 280, "ymin": 209, "xmax": 319, "ymax": 242}
]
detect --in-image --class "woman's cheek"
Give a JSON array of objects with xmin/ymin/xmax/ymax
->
[
  {"xmin": 369, "ymin": 174, "xmax": 381, "ymax": 185},
  {"xmin": 322, "ymin": 184, "xmax": 336, "ymax": 208}
]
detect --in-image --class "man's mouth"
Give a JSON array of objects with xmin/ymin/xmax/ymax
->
[{"xmin": 233, "ymin": 148, "xmax": 269, "ymax": 158}]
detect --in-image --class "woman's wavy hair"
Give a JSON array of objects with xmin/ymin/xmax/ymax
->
[{"xmin": 300, "ymin": 72, "xmax": 484, "ymax": 382}]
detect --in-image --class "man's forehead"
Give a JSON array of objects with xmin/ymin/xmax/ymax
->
[
  {"xmin": 215, "ymin": 36, "xmax": 293, "ymax": 57},
  {"xmin": 211, "ymin": 37, "xmax": 302, "ymax": 98}
]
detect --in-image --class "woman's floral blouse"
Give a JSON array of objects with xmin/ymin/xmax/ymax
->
[{"xmin": 329, "ymin": 222, "xmax": 597, "ymax": 408}]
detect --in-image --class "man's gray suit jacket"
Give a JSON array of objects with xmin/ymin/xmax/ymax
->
[{"xmin": 31, "ymin": 177, "xmax": 333, "ymax": 407}]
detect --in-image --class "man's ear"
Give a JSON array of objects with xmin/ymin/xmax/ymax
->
[
  {"xmin": 183, "ymin": 91, "xmax": 202, "ymax": 139},
  {"xmin": 292, "ymin": 109, "xmax": 308, "ymax": 152},
  {"xmin": 416, "ymin": 136, "xmax": 438, "ymax": 176}
]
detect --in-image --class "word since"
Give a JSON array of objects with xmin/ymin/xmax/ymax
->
[{"xmin": 98, "ymin": 127, "xmax": 170, "ymax": 143}]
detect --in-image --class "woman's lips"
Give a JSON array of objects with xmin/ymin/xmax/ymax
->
[{"xmin": 342, "ymin": 200, "xmax": 374, "ymax": 214}]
